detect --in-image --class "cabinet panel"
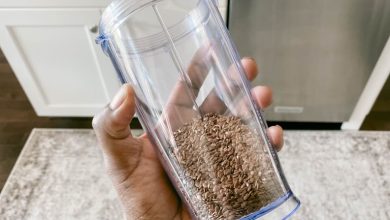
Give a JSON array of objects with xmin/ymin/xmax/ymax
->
[
  {"xmin": 0, "ymin": 9, "xmax": 119, "ymax": 116},
  {"xmin": 10, "ymin": 26, "xmax": 108, "ymax": 105},
  {"xmin": 0, "ymin": 1, "xmax": 111, "ymax": 8}
]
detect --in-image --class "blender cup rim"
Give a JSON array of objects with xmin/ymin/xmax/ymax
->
[
  {"xmin": 98, "ymin": 0, "xmax": 209, "ymax": 54},
  {"xmin": 99, "ymin": 0, "xmax": 162, "ymax": 37}
]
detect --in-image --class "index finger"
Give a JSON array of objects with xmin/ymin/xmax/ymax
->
[{"xmin": 166, "ymin": 43, "xmax": 213, "ymax": 109}]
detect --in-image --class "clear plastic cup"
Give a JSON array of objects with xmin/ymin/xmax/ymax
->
[{"xmin": 97, "ymin": 0, "xmax": 300, "ymax": 219}]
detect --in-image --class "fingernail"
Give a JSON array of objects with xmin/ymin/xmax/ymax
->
[
  {"xmin": 110, "ymin": 86, "xmax": 127, "ymax": 110},
  {"xmin": 244, "ymin": 57, "xmax": 256, "ymax": 63}
]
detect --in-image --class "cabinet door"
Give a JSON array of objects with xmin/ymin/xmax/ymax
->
[
  {"xmin": 0, "ymin": 9, "xmax": 120, "ymax": 117},
  {"xmin": 0, "ymin": 0, "xmax": 111, "ymax": 8}
]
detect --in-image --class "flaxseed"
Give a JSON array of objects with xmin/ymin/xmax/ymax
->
[{"xmin": 172, "ymin": 113, "xmax": 284, "ymax": 219}]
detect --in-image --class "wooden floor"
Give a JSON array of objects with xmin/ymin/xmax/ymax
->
[
  {"xmin": 0, "ymin": 49, "xmax": 92, "ymax": 192},
  {"xmin": 361, "ymin": 77, "xmax": 390, "ymax": 130}
]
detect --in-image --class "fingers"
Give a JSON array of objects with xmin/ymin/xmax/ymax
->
[
  {"xmin": 250, "ymin": 86, "xmax": 283, "ymax": 151},
  {"xmin": 167, "ymin": 44, "xmax": 213, "ymax": 109},
  {"xmin": 267, "ymin": 125, "xmax": 284, "ymax": 152},
  {"xmin": 92, "ymin": 84, "xmax": 142, "ymax": 173},
  {"xmin": 251, "ymin": 86, "xmax": 272, "ymax": 108},
  {"xmin": 186, "ymin": 43, "xmax": 214, "ymax": 89},
  {"xmin": 241, "ymin": 57, "xmax": 258, "ymax": 81},
  {"xmin": 250, "ymin": 85, "xmax": 284, "ymax": 151},
  {"xmin": 200, "ymin": 57, "xmax": 259, "ymax": 113}
]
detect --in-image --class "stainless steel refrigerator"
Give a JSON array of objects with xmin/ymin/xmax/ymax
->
[{"xmin": 229, "ymin": 0, "xmax": 390, "ymax": 122}]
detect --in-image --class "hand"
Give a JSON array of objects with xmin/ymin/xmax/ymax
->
[{"xmin": 92, "ymin": 57, "xmax": 284, "ymax": 220}]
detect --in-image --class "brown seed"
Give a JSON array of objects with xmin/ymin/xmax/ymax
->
[{"xmin": 172, "ymin": 113, "xmax": 284, "ymax": 219}]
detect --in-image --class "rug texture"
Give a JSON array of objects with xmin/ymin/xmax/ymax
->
[{"xmin": 0, "ymin": 129, "xmax": 389, "ymax": 220}]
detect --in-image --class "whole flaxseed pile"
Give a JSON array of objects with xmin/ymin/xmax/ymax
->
[{"xmin": 173, "ymin": 113, "xmax": 284, "ymax": 220}]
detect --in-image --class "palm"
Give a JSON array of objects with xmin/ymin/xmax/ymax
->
[
  {"xmin": 115, "ymin": 135, "xmax": 191, "ymax": 220},
  {"xmin": 116, "ymin": 94, "xmax": 201, "ymax": 219}
]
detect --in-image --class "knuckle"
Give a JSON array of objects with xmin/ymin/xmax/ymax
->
[
  {"xmin": 92, "ymin": 106, "xmax": 111, "ymax": 130},
  {"xmin": 92, "ymin": 115, "xmax": 100, "ymax": 130}
]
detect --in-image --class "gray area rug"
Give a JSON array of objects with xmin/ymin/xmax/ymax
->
[{"xmin": 0, "ymin": 129, "xmax": 389, "ymax": 220}]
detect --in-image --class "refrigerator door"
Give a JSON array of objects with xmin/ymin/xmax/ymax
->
[{"xmin": 229, "ymin": 0, "xmax": 390, "ymax": 122}]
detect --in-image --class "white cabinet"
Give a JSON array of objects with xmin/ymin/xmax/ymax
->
[
  {"xmin": 0, "ymin": 1, "xmax": 228, "ymax": 117},
  {"xmin": 0, "ymin": 8, "xmax": 120, "ymax": 117},
  {"xmin": 0, "ymin": 0, "xmax": 110, "ymax": 8}
]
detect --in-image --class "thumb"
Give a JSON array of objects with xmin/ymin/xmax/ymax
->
[
  {"xmin": 93, "ymin": 84, "xmax": 142, "ymax": 173},
  {"xmin": 93, "ymin": 84, "xmax": 136, "ymax": 140}
]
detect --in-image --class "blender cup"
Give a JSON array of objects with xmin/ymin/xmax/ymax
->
[{"xmin": 97, "ymin": 0, "xmax": 300, "ymax": 219}]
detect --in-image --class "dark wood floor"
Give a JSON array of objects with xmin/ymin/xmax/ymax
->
[
  {"xmin": 361, "ymin": 77, "xmax": 390, "ymax": 130},
  {"xmin": 0, "ymin": 49, "xmax": 92, "ymax": 192}
]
